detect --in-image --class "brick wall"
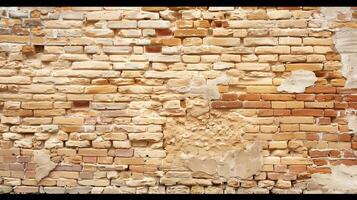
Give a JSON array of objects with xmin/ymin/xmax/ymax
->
[{"xmin": 0, "ymin": 6, "xmax": 357, "ymax": 194}]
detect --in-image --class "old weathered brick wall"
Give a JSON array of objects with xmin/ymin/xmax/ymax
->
[{"xmin": 1, "ymin": 6, "xmax": 357, "ymax": 194}]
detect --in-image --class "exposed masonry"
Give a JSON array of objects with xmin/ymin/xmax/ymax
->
[{"xmin": 0, "ymin": 6, "xmax": 357, "ymax": 194}]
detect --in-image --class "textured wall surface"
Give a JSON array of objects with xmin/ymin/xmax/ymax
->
[{"xmin": 1, "ymin": 6, "xmax": 357, "ymax": 194}]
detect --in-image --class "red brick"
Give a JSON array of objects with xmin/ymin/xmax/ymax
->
[
  {"xmin": 343, "ymin": 150, "xmax": 355, "ymax": 158},
  {"xmin": 211, "ymin": 101, "xmax": 242, "ymax": 109},
  {"xmin": 339, "ymin": 133, "xmax": 352, "ymax": 142},
  {"xmin": 273, "ymin": 109, "xmax": 291, "ymax": 116},
  {"xmin": 145, "ymin": 45, "xmax": 162, "ymax": 53},
  {"xmin": 309, "ymin": 150, "xmax": 329, "ymax": 158},
  {"xmin": 73, "ymin": 101, "xmax": 89, "ymax": 108},
  {"xmin": 307, "ymin": 167, "xmax": 331, "ymax": 174},
  {"xmin": 348, "ymin": 102, "xmax": 357, "ymax": 109},
  {"xmin": 313, "ymin": 159, "xmax": 328, "ymax": 166},
  {"xmin": 238, "ymin": 94, "xmax": 261, "ymax": 101},
  {"xmin": 324, "ymin": 109, "xmax": 337, "ymax": 117},
  {"xmin": 337, "ymin": 88, "xmax": 357, "ymax": 94},
  {"xmin": 352, "ymin": 141, "xmax": 357, "ymax": 149},
  {"xmin": 243, "ymin": 101, "xmax": 271, "ymax": 108},
  {"xmin": 330, "ymin": 159, "xmax": 357, "ymax": 166},
  {"xmin": 305, "ymin": 86, "xmax": 336, "ymax": 94},
  {"xmin": 334, "ymin": 95, "xmax": 343, "ymax": 101},
  {"xmin": 292, "ymin": 109, "xmax": 324, "ymax": 116},
  {"xmin": 315, "ymin": 94, "xmax": 334, "ymax": 101},
  {"xmin": 306, "ymin": 133, "xmax": 319, "ymax": 141},
  {"xmin": 339, "ymin": 125, "xmax": 349, "ymax": 132},
  {"xmin": 222, "ymin": 21, "xmax": 229, "ymax": 28},
  {"xmin": 155, "ymin": 29, "xmax": 172, "ymax": 36},
  {"xmin": 335, "ymin": 102, "xmax": 348, "ymax": 109},
  {"xmin": 318, "ymin": 117, "xmax": 331, "ymax": 125},
  {"xmin": 329, "ymin": 150, "xmax": 341, "ymax": 158},
  {"xmin": 221, "ymin": 93, "xmax": 238, "ymax": 101},
  {"xmin": 296, "ymin": 94, "xmax": 315, "ymax": 101}
]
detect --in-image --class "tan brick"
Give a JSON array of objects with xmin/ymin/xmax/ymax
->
[
  {"xmin": 203, "ymin": 37, "xmax": 240, "ymax": 46},
  {"xmin": 281, "ymin": 157, "xmax": 312, "ymax": 165},
  {"xmin": 300, "ymin": 124, "xmax": 338, "ymax": 133},
  {"xmin": 22, "ymin": 101, "xmax": 53, "ymax": 109},
  {"xmin": 286, "ymin": 63, "xmax": 323, "ymax": 71},
  {"xmin": 174, "ymin": 29, "xmax": 208, "ymax": 37},
  {"xmin": 78, "ymin": 148, "xmax": 107, "ymax": 156},
  {"xmin": 53, "ymin": 117, "xmax": 84, "ymax": 125},
  {"xmin": 255, "ymin": 46, "xmax": 290, "ymax": 54},
  {"xmin": 84, "ymin": 85, "xmax": 117, "ymax": 94}
]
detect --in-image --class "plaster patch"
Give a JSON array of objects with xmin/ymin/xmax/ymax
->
[
  {"xmin": 333, "ymin": 30, "xmax": 357, "ymax": 88},
  {"xmin": 167, "ymin": 73, "xmax": 233, "ymax": 100},
  {"xmin": 320, "ymin": 7, "xmax": 352, "ymax": 28},
  {"xmin": 217, "ymin": 143, "xmax": 263, "ymax": 179},
  {"xmin": 310, "ymin": 165, "xmax": 357, "ymax": 193},
  {"xmin": 190, "ymin": 73, "xmax": 233, "ymax": 100},
  {"xmin": 33, "ymin": 149, "xmax": 57, "ymax": 181},
  {"xmin": 347, "ymin": 110, "xmax": 357, "ymax": 133},
  {"xmin": 277, "ymin": 70, "xmax": 317, "ymax": 93},
  {"xmin": 185, "ymin": 143, "xmax": 263, "ymax": 179},
  {"xmin": 186, "ymin": 158, "xmax": 217, "ymax": 175}
]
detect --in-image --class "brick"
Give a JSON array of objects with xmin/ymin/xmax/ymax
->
[
  {"xmin": 300, "ymin": 124, "xmax": 338, "ymax": 133},
  {"xmin": 244, "ymin": 37, "xmax": 278, "ymax": 46},
  {"xmin": 281, "ymin": 157, "xmax": 312, "ymax": 165},
  {"xmin": 243, "ymin": 101, "xmax": 271, "ymax": 108},
  {"xmin": 203, "ymin": 37, "xmax": 240, "ymax": 46},
  {"xmin": 255, "ymin": 46, "xmax": 290, "ymax": 54},
  {"xmin": 22, "ymin": 101, "xmax": 53, "ymax": 109},
  {"xmin": 78, "ymin": 148, "xmax": 107, "ymax": 156},
  {"xmin": 238, "ymin": 94, "xmax": 261, "ymax": 101},
  {"xmin": 174, "ymin": 29, "xmax": 208, "ymax": 37},
  {"xmin": 84, "ymin": 85, "xmax": 117, "ymax": 94},
  {"xmin": 296, "ymin": 94, "xmax": 315, "ymax": 101},
  {"xmin": 86, "ymin": 11, "xmax": 121, "ymax": 20},
  {"xmin": 305, "ymin": 86, "xmax": 336, "ymax": 94},
  {"xmin": 261, "ymin": 94, "xmax": 295, "ymax": 101},
  {"xmin": 138, "ymin": 20, "xmax": 171, "ymax": 29},
  {"xmin": 53, "ymin": 117, "xmax": 84, "ymax": 125},
  {"xmin": 211, "ymin": 101, "xmax": 242, "ymax": 109},
  {"xmin": 246, "ymin": 86, "xmax": 278, "ymax": 93},
  {"xmin": 236, "ymin": 63, "xmax": 270, "ymax": 71},
  {"xmin": 286, "ymin": 63, "xmax": 323, "ymax": 71},
  {"xmin": 107, "ymin": 20, "xmax": 137, "ymax": 29},
  {"xmin": 292, "ymin": 109, "xmax": 324, "ymax": 116}
]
